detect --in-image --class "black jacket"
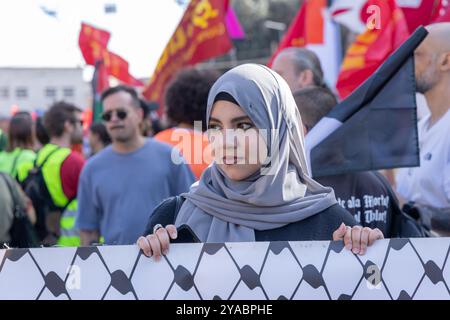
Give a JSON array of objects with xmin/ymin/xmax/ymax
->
[{"xmin": 144, "ymin": 196, "xmax": 357, "ymax": 242}]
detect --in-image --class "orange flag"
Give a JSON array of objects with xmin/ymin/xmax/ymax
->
[
  {"xmin": 336, "ymin": 0, "xmax": 410, "ymax": 99},
  {"xmin": 142, "ymin": 0, "xmax": 232, "ymax": 110}
]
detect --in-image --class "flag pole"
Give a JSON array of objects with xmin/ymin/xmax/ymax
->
[{"xmin": 92, "ymin": 59, "xmax": 104, "ymax": 123}]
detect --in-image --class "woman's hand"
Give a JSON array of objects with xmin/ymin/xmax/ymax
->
[
  {"xmin": 136, "ymin": 225, "xmax": 178, "ymax": 261},
  {"xmin": 333, "ymin": 223, "xmax": 384, "ymax": 255}
]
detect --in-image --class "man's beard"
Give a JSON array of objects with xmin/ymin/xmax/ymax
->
[
  {"xmin": 416, "ymin": 65, "xmax": 439, "ymax": 94},
  {"xmin": 416, "ymin": 76, "xmax": 436, "ymax": 94}
]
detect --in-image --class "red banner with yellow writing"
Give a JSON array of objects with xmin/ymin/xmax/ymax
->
[
  {"xmin": 142, "ymin": 0, "xmax": 232, "ymax": 109},
  {"xmin": 336, "ymin": 0, "xmax": 409, "ymax": 99}
]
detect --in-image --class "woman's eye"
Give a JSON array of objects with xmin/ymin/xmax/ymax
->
[
  {"xmin": 208, "ymin": 124, "xmax": 222, "ymax": 131},
  {"xmin": 237, "ymin": 122, "xmax": 254, "ymax": 130}
]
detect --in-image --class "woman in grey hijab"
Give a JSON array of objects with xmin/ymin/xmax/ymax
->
[{"xmin": 138, "ymin": 64, "xmax": 383, "ymax": 260}]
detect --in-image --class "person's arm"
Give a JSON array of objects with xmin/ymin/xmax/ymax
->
[
  {"xmin": 80, "ymin": 229, "xmax": 100, "ymax": 246},
  {"xmin": 0, "ymin": 184, "xmax": 13, "ymax": 243},
  {"xmin": 75, "ymin": 164, "xmax": 101, "ymax": 245},
  {"xmin": 13, "ymin": 180, "xmax": 37, "ymax": 225},
  {"xmin": 61, "ymin": 152, "xmax": 85, "ymax": 200},
  {"xmin": 445, "ymin": 150, "xmax": 450, "ymax": 204},
  {"xmin": 170, "ymin": 152, "xmax": 195, "ymax": 195}
]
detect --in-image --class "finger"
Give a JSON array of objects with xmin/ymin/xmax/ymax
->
[
  {"xmin": 156, "ymin": 228, "xmax": 171, "ymax": 255},
  {"xmin": 332, "ymin": 223, "xmax": 346, "ymax": 241},
  {"xmin": 148, "ymin": 234, "xmax": 162, "ymax": 261},
  {"xmin": 368, "ymin": 228, "xmax": 384, "ymax": 246},
  {"xmin": 165, "ymin": 225, "xmax": 178, "ymax": 239},
  {"xmin": 344, "ymin": 226, "xmax": 352, "ymax": 250},
  {"xmin": 351, "ymin": 226, "xmax": 362, "ymax": 254},
  {"xmin": 137, "ymin": 236, "xmax": 152, "ymax": 257},
  {"xmin": 359, "ymin": 228, "xmax": 371, "ymax": 255}
]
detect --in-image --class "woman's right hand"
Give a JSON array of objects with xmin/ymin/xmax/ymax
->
[{"xmin": 136, "ymin": 225, "xmax": 178, "ymax": 261}]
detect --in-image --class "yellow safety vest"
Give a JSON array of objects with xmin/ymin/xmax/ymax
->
[
  {"xmin": 0, "ymin": 148, "xmax": 36, "ymax": 182},
  {"xmin": 36, "ymin": 144, "xmax": 80, "ymax": 247}
]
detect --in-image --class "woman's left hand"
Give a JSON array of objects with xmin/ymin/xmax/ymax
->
[{"xmin": 332, "ymin": 223, "xmax": 384, "ymax": 255}]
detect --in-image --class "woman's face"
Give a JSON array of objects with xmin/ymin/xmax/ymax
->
[{"xmin": 208, "ymin": 100, "xmax": 268, "ymax": 181}]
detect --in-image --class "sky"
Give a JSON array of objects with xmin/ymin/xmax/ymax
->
[{"xmin": 0, "ymin": 0, "xmax": 185, "ymax": 80}]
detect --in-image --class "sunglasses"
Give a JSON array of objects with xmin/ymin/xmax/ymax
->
[
  {"xmin": 102, "ymin": 109, "xmax": 128, "ymax": 122},
  {"xmin": 71, "ymin": 119, "xmax": 84, "ymax": 126}
]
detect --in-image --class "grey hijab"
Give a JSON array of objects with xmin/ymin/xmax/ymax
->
[{"xmin": 175, "ymin": 64, "xmax": 336, "ymax": 242}]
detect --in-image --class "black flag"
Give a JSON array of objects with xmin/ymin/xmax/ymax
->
[{"xmin": 305, "ymin": 26, "xmax": 429, "ymax": 178}]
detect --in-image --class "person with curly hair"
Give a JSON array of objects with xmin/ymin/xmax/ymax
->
[{"xmin": 154, "ymin": 68, "xmax": 219, "ymax": 179}]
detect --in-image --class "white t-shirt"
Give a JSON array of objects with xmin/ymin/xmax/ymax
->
[
  {"xmin": 396, "ymin": 108, "xmax": 450, "ymax": 209},
  {"xmin": 416, "ymin": 93, "xmax": 430, "ymax": 121}
]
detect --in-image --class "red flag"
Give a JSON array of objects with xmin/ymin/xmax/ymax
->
[
  {"xmin": 331, "ymin": 0, "xmax": 442, "ymax": 34},
  {"xmin": 104, "ymin": 52, "xmax": 143, "ymax": 86},
  {"xmin": 434, "ymin": 0, "xmax": 450, "ymax": 22},
  {"xmin": 78, "ymin": 22, "xmax": 111, "ymax": 65},
  {"xmin": 400, "ymin": 0, "xmax": 441, "ymax": 32},
  {"xmin": 78, "ymin": 22, "xmax": 143, "ymax": 87},
  {"xmin": 336, "ymin": 0, "xmax": 410, "ymax": 98},
  {"xmin": 268, "ymin": 0, "xmax": 326, "ymax": 67},
  {"xmin": 142, "ymin": 0, "xmax": 232, "ymax": 111}
]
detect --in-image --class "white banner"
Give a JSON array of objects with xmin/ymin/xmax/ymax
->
[{"xmin": 0, "ymin": 238, "xmax": 449, "ymax": 300}]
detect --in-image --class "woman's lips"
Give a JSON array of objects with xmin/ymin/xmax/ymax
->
[{"xmin": 222, "ymin": 156, "xmax": 244, "ymax": 165}]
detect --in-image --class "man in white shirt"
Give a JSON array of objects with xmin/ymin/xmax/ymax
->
[{"xmin": 397, "ymin": 23, "xmax": 450, "ymax": 223}]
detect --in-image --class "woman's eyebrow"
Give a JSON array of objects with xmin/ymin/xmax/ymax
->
[
  {"xmin": 230, "ymin": 116, "xmax": 252, "ymax": 124},
  {"xmin": 208, "ymin": 116, "xmax": 222, "ymax": 124}
]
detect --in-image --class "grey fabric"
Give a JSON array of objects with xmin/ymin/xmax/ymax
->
[
  {"xmin": 175, "ymin": 64, "xmax": 337, "ymax": 242},
  {"xmin": 0, "ymin": 174, "xmax": 14, "ymax": 244}
]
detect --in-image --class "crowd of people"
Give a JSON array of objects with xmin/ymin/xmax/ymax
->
[{"xmin": 1, "ymin": 23, "xmax": 449, "ymax": 260}]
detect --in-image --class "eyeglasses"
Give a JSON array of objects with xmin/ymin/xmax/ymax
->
[{"xmin": 102, "ymin": 109, "xmax": 128, "ymax": 122}]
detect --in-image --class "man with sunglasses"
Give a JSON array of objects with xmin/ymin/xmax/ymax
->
[{"xmin": 76, "ymin": 85, "xmax": 195, "ymax": 246}]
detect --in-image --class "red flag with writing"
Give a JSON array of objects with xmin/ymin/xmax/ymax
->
[
  {"xmin": 142, "ymin": 0, "xmax": 232, "ymax": 110},
  {"xmin": 78, "ymin": 22, "xmax": 111, "ymax": 65}
]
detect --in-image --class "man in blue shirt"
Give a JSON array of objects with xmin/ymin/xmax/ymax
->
[{"xmin": 76, "ymin": 86, "xmax": 195, "ymax": 245}]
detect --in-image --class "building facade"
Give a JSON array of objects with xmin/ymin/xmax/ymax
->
[{"xmin": 0, "ymin": 67, "xmax": 90, "ymax": 117}]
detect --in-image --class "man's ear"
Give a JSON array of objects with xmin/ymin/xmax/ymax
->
[
  {"xmin": 64, "ymin": 120, "xmax": 73, "ymax": 134},
  {"xmin": 136, "ymin": 107, "xmax": 144, "ymax": 122},
  {"xmin": 298, "ymin": 69, "xmax": 314, "ymax": 88},
  {"xmin": 439, "ymin": 52, "xmax": 450, "ymax": 72}
]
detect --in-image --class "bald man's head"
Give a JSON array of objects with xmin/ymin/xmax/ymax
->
[
  {"xmin": 271, "ymin": 47, "xmax": 325, "ymax": 92},
  {"xmin": 425, "ymin": 23, "xmax": 450, "ymax": 51},
  {"xmin": 415, "ymin": 23, "xmax": 450, "ymax": 94}
]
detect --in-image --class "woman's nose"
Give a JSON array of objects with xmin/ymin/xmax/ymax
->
[{"xmin": 224, "ymin": 129, "xmax": 237, "ymax": 148}]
